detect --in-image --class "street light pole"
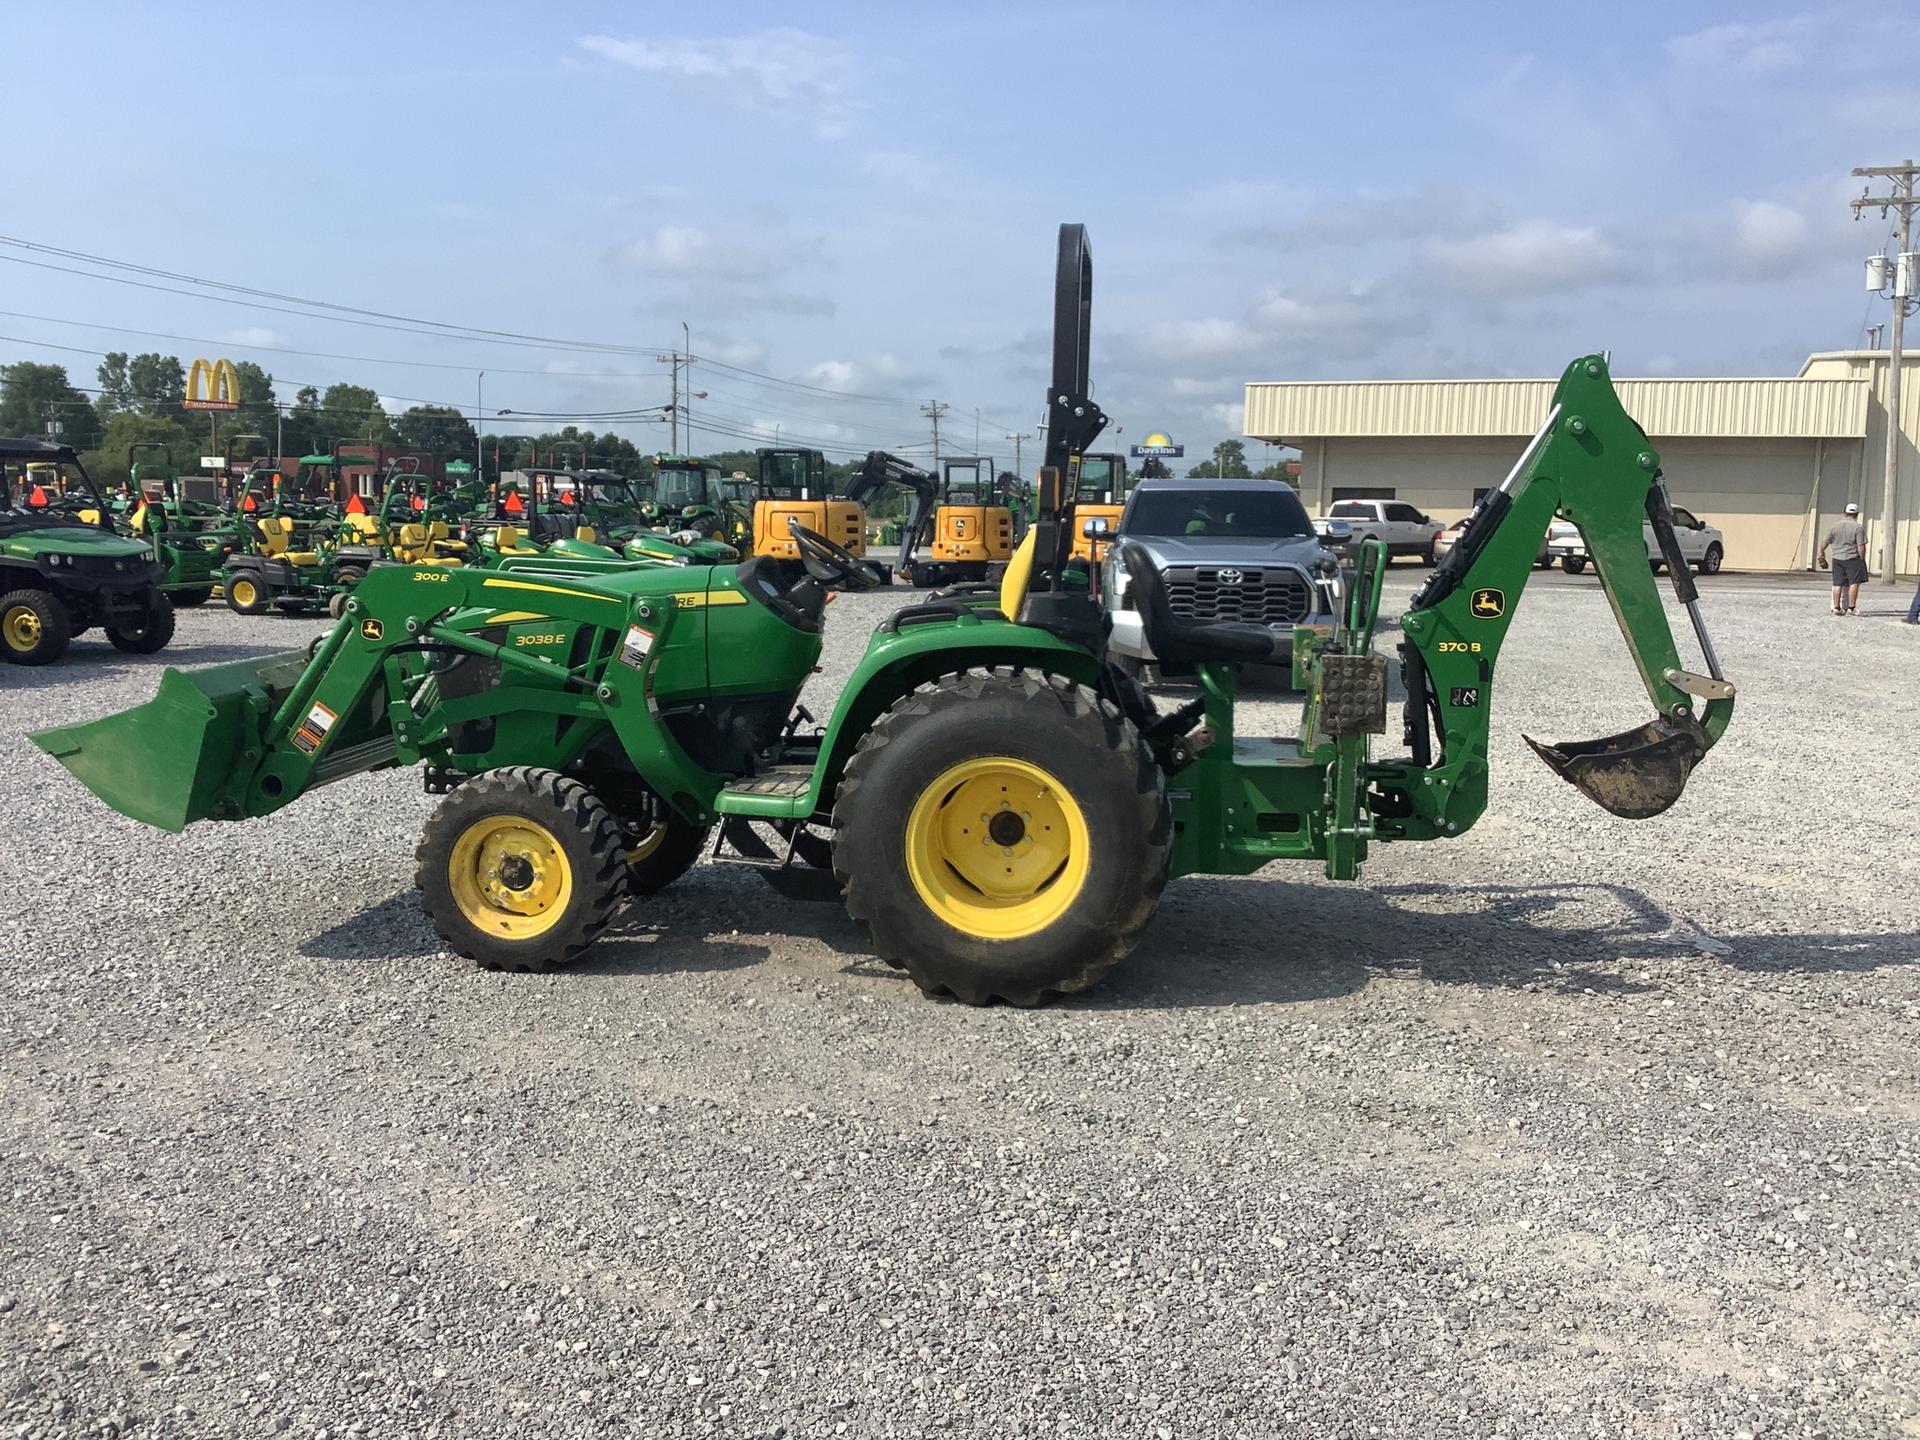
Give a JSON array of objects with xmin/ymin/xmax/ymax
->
[
  {"xmin": 682, "ymin": 322, "xmax": 693, "ymax": 454},
  {"xmin": 476, "ymin": 372, "xmax": 485, "ymax": 476}
]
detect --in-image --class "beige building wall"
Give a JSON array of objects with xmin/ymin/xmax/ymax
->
[
  {"xmin": 1799, "ymin": 351, "xmax": 1918, "ymax": 576},
  {"xmin": 1256, "ymin": 353, "xmax": 1915, "ymax": 576},
  {"xmin": 1295, "ymin": 434, "xmax": 1860, "ymax": 573}
]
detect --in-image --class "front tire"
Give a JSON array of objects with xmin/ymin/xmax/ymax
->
[
  {"xmin": 1698, "ymin": 543, "xmax": 1723, "ymax": 575},
  {"xmin": 415, "ymin": 767, "xmax": 627, "ymax": 972},
  {"xmin": 106, "ymin": 595, "xmax": 175, "ymax": 654},
  {"xmin": 225, "ymin": 573, "xmax": 272, "ymax": 615},
  {"xmin": 0, "ymin": 588, "xmax": 70, "ymax": 665},
  {"xmin": 831, "ymin": 668, "xmax": 1170, "ymax": 1006},
  {"xmin": 172, "ymin": 587, "xmax": 212, "ymax": 608}
]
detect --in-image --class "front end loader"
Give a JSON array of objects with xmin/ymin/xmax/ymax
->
[{"xmin": 33, "ymin": 226, "xmax": 1735, "ymax": 1006}]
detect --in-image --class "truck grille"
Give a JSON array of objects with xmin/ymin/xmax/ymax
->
[{"xmin": 1165, "ymin": 565, "xmax": 1313, "ymax": 626}]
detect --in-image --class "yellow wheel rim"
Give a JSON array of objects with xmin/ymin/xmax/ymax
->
[
  {"xmin": 904, "ymin": 755, "xmax": 1089, "ymax": 941},
  {"xmin": 447, "ymin": 816, "xmax": 574, "ymax": 939},
  {"xmin": 625, "ymin": 821, "xmax": 667, "ymax": 867},
  {"xmin": 3, "ymin": 605, "xmax": 42, "ymax": 653},
  {"xmin": 230, "ymin": 578, "xmax": 259, "ymax": 607}
]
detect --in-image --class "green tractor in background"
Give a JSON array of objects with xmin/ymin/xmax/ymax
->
[
  {"xmin": 649, "ymin": 454, "xmax": 752, "ymax": 550},
  {"xmin": 2, "ymin": 439, "xmax": 175, "ymax": 665},
  {"xmin": 34, "ymin": 226, "xmax": 1736, "ymax": 1006},
  {"xmin": 124, "ymin": 442, "xmax": 234, "ymax": 608},
  {"xmin": 222, "ymin": 445, "xmax": 380, "ymax": 617}
]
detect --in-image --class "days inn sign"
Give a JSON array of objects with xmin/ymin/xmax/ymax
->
[{"xmin": 1129, "ymin": 430, "xmax": 1183, "ymax": 459}]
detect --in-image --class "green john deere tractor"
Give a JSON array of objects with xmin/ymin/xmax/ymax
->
[
  {"xmin": 2, "ymin": 439, "xmax": 175, "ymax": 665},
  {"xmin": 32, "ymin": 226, "xmax": 1736, "ymax": 1005}
]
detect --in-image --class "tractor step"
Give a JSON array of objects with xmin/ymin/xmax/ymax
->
[{"xmin": 719, "ymin": 767, "xmax": 812, "ymax": 799}]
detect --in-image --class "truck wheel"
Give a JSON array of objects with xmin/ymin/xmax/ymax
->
[
  {"xmin": 1562, "ymin": 556, "xmax": 1588, "ymax": 575},
  {"xmin": 415, "ymin": 767, "xmax": 627, "ymax": 972},
  {"xmin": 1698, "ymin": 544, "xmax": 1723, "ymax": 575},
  {"xmin": 0, "ymin": 589, "xmax": 71, "ymax": 665},
  {"xmin": 106, "ymin": 595, "xmax": 175, "ymax": 655},
  {"xmin": 225, "ymin": 574, "xmax": 271, "ymax": 615},
  {"xmin": 831, "ymin": 667, "xmax": 1170, "ymax": 1006}
]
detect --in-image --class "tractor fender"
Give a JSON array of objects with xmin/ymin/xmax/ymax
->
[{"xmin": 794, "ymin": 617, "xmax": 1101, "ymax": 822}]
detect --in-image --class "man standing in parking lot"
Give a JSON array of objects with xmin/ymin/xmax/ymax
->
[{"xmin": 1818, "ymin": 503, "xmax": 1869, "ymax": 616}]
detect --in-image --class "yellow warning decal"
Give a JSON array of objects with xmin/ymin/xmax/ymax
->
[
  {"xmin": 480, "ymin": 577, "xmax": 621, "ymax": 608},
  {"xmin": 671, "ymin": 591, "xmax": 749, "ymax": 609}
]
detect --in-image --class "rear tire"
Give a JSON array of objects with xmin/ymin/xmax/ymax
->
[
  {"xmin": 106, "ymin": 595, "xmax": 175, "ymax": 654},
  {"xmin": 831, "ymin": 667, "xmax": 1170, "ymax": 1006},
  {"xmin": 0, "ymin": 588, "xmax": 70, "ymax": 665},
  {"xmin": 1562, "ymin": 556, "xmax": 1588, "ymax": 575},
  {"xmin": 1698, "ymin": 543, "xmax": 1723, "ymax": 575},
  {"xmin": 415, "ymin": 767, "xmax": 627, "ymax": 972}
]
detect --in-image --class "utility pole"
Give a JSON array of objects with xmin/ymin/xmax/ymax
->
[
  {"xmin": 1006, "ymin": 431, "xmax": 1031, "ymax": 477},
  {"xmin": 656, "ymin": 349, "xmax": 685, "ymax": 452},
  {"xmin": 1852, "ymin": 159, "xmax": 1918, "ymax": 583},
  {"xmin": 920, "ymin": 399, "xmax": 949, "ymax": 466}
]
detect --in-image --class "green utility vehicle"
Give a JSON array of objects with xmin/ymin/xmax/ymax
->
[
  {"xmin": 2, "ymin": 439, "xmax": 175, "ymax": 665},
  {"xmin": 125, "ymin": 443, "xmax": 234, "ymax": 607},
  {"xmin": 33, "ymin": 227, "xmax": 1735, "ymax": 1005}
]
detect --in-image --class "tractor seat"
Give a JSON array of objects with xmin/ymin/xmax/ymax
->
[{"xmin": 1118, "ymin": 541, "xmax": 1287, "ymax": 666}]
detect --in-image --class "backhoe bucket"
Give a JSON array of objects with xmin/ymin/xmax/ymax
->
[
  {"xmin": 30, "ymin": 651, "xmax": 308, "ymax": 832},
  {"xmin": 1524, "ymin": 713, "xmax": 1709, "ymax": 820}
]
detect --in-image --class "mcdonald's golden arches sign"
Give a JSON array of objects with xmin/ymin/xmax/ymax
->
[{"xmin": 183, "ymin": 357, "xmax": 241, "ymax": 411}]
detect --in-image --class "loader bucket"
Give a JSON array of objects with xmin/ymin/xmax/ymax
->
[
  {"xmin": 1524, "ymin": 713, "xmax": 1709, "ymax": 820},
  {"xmin": 30, "ymin": 651, "xmax": 308, "ymax": 832}
]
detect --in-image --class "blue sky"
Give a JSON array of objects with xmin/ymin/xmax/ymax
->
[{"xmin": 2, "ymin": 1, "xmax": 1914, "ymax": 464}]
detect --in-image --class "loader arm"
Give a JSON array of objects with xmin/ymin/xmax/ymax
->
[
  {"xmin": 31, "ymin": 564, "xmax": 717, "ymax": 832},
  {"xmin": 1369, "ymin": 354, "xmax": 1735, "ymax": 836}
]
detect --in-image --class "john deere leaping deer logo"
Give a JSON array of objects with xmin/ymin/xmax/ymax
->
[{"xmin": 1469, "ymin": 588, "xmax": 1506, "ymax": 619}]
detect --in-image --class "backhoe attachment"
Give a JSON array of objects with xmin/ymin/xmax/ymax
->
[{"xmin": 1392, "ymin": 354, "xmax": 1735, "ymax": 831}]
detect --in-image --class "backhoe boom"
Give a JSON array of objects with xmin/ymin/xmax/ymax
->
[{"xmin": 1373, "ymin": 354, "xmax": 1735, "ymax": 835}]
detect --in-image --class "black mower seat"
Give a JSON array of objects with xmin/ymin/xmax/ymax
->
[{"xmin": 1118, "ymin": 541, "xmax": 1287, "ymax": 666}]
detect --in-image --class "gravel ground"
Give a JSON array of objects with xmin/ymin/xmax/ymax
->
[{"xmin": 1, "ymin": 570, "xmax": 1916, "ymax": 1439}]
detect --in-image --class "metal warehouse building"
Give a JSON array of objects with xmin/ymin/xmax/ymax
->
[{"xmin": 1244, "ymin": 351, "xmax": 1918, "ymax": 575}]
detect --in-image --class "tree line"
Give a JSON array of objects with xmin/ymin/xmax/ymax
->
[{"xmin": 0, "ymin": 351, "xmax": 689, "ymax": 490}]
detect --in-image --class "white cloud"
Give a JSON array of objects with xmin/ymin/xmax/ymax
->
[
  {"xmin": 616, "ymin": 223, "xmax": 834, "ymax": 317},
  {"xmin": 1732, "ymin": 200, "xmax": 1813, "ymax": 275},
  {"xmin": 579, "ymin": 29, "xmax": 859, "ymax": 138},
  {"xmin": 801, "ymin": 355, "xmax": 914, "ymax": 394},
  {"xmin": 1142, "ymin": 317, "xmax": 1262, "ymax": 366},
  {"xmin": 221, "ymin": 327, "xmax": 289, "ymax": 349},
  {"xmin": 620, "ymin": 224, "xmax": 825, "ymax": 284},
  {"xmin": 859, "ymin": 150, "xmax": 942, "ymax": 193},
  {"xmin": 1665, "ymin": 15, "xmax": 1818, "ymax": 74},
  {"xmin": 1426, "ymin": 220, "xmax": 1625, "ymax": 296}
]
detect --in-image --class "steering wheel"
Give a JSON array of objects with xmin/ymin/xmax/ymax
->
[{"xmin": 788, "ymin": 519, "xmax": 884, "ymax": 590}]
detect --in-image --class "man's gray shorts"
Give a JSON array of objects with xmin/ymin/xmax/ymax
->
[{"xmin": 1832, "ymin": 555, "xmax": 1868, "ymax": 587}]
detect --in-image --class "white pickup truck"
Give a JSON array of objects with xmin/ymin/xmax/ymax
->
[
  {"xmin": 1318, "ymin": 499, "xmax": 1444, "ymax": 565},
  {"xmin": 1547, "ymin": 505, "xmax": 1725, "ymax": 574}
]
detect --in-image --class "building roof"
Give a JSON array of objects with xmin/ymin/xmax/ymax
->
[{"xmin": 1245, "ymin": 368, "xmax": 1870, "ymax": 445}]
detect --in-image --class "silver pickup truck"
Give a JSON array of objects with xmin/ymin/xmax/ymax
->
[{"xmin": 1100, "ymin": 478, "xmax": 1343, "ymax": 676}]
